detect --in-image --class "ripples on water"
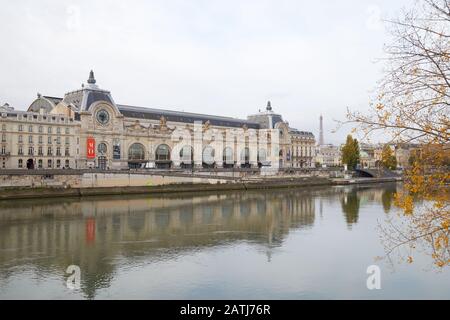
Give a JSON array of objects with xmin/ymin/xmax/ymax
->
[{"xmin": 0, "ymin": 183, "xmax": 449, "ymax": 299}]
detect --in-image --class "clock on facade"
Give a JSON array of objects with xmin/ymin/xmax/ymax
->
[{"xmin": 96, "ymin": 109, "xmax": 110, "ymax": 125}]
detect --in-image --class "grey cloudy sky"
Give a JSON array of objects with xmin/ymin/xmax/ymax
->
[{"xmin": 0, "ymin": 0, "xmax": 413, "ymax": 144}]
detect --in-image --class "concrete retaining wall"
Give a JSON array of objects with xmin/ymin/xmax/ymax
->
[
  {"xmin": 0, "ymin": 172, "xmax": 227, "ymax": 189},
  {"xmin": 0, "ymin": 172, "xmax": 333, "ymax": 200},
  {"xmin": 0, "ymin": 172, "xmax": 399, "ymax": 200}
]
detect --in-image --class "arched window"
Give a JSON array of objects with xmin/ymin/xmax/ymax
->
[
  {"xmin": 223, "ymin": 147, "xmax": 233, "ymax": 164},
  {"xmin": 202, "ymin": 146, "xmax": 215, "ymax": 165},
  {"xmin": 179, "ymin": 145, "xmax": 193, "ymax": 162},
  {"xmin": 258, "ymin": 148, "xmax": 267, "ymax": 162},
  {"xmin": 240, "ymin": 147, "xmax": 250, "ymax": 163},
  {"xmin": 128, "ymin": 143, "xmax": 145, "ymax": 160},
  {"xmin": 98, "ymin": 142, "xmax": 107, "ymax": 155},
  {"xmin": 155, "ymin": 144, "xmax": 170, "ymax": 161}
]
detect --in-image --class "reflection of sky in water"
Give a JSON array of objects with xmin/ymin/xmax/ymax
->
[{"xmin": 0, "ymin": 183, "xmax": 449, "ymax": 299}]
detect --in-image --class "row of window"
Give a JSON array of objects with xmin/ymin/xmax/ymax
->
[
  {"xmin": 15, "ymin": 113, "xmax": 70, "ymax": 122},
  {"xmin": 292, "ymin": 147, "xmax": 313, "ymax": 157},
  {"xmin": 17, "ymin": 146, "xmax": 70, "ymax": 156},
  {"xmin": 6, "ymin": 124, "xmax": 71, "ymax": 134},
  {"xmin": 3, "ymin": 134, "xmax": 71, "ymax": 144},
  {"xmin": 17, "ymin": 159, "xmax": 70, "ymax": 169}
]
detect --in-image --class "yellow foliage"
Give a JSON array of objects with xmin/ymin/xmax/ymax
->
[
  {"xmin": 394, "ymin": 193, "xmax": 414, "ymax": 215},
  {"xmin": 442, "ymin": 220, "xmax": 449, "ymax": 230}
]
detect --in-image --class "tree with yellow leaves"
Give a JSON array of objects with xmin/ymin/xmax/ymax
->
[
  {"xmin": 347, "ymin": 0, "xmax": 449, "ymax": 267},
  {"xmin": 341, "ymin": 135, "xmax": 360, "ymax": 170},
  {"xmin": 381, "ymin": 145, "xmax": 397, "ymax": 170}
]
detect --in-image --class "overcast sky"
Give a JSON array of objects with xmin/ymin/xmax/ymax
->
[{"xmin": 0, "ymin": 0, "xmax": 414, "ymax": 144}]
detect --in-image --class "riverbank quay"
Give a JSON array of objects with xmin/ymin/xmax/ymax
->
[
  {"xmin": 0, "ymin": 169, "xmax": 401, "ymax": 200},
  {"xmin": 331, "ymin": 177, "xmax": 403, "ymax": 185}
]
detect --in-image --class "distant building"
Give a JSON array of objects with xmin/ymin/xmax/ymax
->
[
  {"xmin": 315, "ymin": 144, "xmax": 341, "ymax": 167},
  {"xmin": 314, "ymin": 114, "xmax": 341, "ymax": 167},
  {"xmin": 289, "ymin": 128, "xmax": 316, "ymax": 168},
  {"xmin": 359, "ymin": 143, "xmax": 377, "ymax": 168},
  {"xmin": 370, "ymin": 143, "xmax": 419, "ymax": 169},
  {"xmin": 395, "ymin": 143, "xmax": 421, "ymax": 169}
]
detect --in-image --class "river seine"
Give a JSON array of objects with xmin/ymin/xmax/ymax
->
[{"xmin": 0, "ymin": 182, "xmax": 449, "ymax": 299}]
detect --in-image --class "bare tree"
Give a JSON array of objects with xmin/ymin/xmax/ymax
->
[{"xmin": 347, "ymin": 0, "xmax": 449, "ymax": 267}]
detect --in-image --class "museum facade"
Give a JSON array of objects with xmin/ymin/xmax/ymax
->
[{"xmin": 0, "ymin": 71, "xmax": 315, "ymax": 170}]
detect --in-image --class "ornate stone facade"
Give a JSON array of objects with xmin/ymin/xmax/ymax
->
[{"xmin": 0, "ymin": 72, "xmax": 315, "ymax": 170}]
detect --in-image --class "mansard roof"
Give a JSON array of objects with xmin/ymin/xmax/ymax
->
[
  {"xmin": 289, "ymin": 128, "xmax": 315, "ymax": 137},
  {"xmin": 62, "ymin": 88, "xmax": 115, "ymax": 111},
  {"xmin": 26, "ymin": 71, "xmax": 262, "ymax": 128},
  {"xmin": 28, "ymin": 95, "xmax": 61, "ymax": 113},
  {"xmin": 118, "ymin": 104, "xmax": 260, "ymax": 129},
  {"xmin": 60, "ymin": 71, "xmax": 118, "ymax": 112},
  {"xmin": 27, "ymin": 96, "xmax": 260, "ymax": 128},
  {"xmin": 43, "ymin": 96, "xmax": 63, "ymax": 105}
]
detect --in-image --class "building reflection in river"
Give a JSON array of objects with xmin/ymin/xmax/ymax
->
[
  {"xmin": 0, "ymin": 188, "xmax": 318, "ymax": 298},
  {"xmin": 339, "ymin": 183, "xmax": 398, "ymax": 228},
  {"xmin": 0, "ymin": 183, "xmax": 398, "ymax": 299}
]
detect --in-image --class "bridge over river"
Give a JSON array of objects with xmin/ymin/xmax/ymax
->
[{"xmin": 354, "ymin": 168, "xmax": 400, "ymax": 178}]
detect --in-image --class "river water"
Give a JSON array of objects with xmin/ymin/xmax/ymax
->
[{"xmin": 0, "ymin": 182, "xmax": 449, "ymax": 299}]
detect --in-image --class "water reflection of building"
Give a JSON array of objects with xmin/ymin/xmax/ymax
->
[
  {"xmin": 0, "ymin": 189, "xmax": 315, "ymax": 299},
  {"xmin": 339, "ymin": 183, "xmax": 398, "ymax": 227}
]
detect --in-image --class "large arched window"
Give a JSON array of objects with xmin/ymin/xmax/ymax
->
[
  {"xmin": 258, "ymin": 148, "xmax": 267, "ymax": 162},
  {"xmin": 240, "ymin": 147, "xmax": 250, "ymax": 163},
  {"xmin": 128, "ymin": 143, "xmax": 145, "ymax": 160},
  {"xmin": 202, "ymin": 146, "xmax": 215, "ymax": 165},
  {"xmin": 223, "ymin": 147, "xmax": 233, "ymax": 164},
  {"xmin": 155, "ymin": 144, "xmax": 170, "ymax": 161},
  {"xmin": 180, "ymin": 145, "xmax": 193, "ymax": 162}
]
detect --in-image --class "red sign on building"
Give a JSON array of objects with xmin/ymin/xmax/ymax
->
[{"xmin": 87, "ymin": 137, "xmax": 96, "ymax": 159}]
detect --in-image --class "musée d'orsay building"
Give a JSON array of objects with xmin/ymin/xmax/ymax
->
[{"xmin": 0, "ymin": 71, "xmax": 315, "ymax": 170}]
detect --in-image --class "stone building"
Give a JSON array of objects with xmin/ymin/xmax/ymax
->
[
  {"xmin": 359, "ymin": 143, "xmax": 377, "ymax": 168},
  {"xmin": 0, "ymin": 102, "xmax": 78, "ymax": 170},
  {"xmin": 247, "ymin": 101, "xmax": 316, "ymax": 168},
  {"xmin": 315, "ymin": 144, "xmax": 342, "ymax": 167},
  {"xmin": 0, "ymin": 71, "xmax": 315, "ymax": 170}
]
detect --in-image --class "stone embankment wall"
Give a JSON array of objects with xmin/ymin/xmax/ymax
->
[{"xmin": 0, "ymin": 171, "xmax": 332, "ymax": 200}]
